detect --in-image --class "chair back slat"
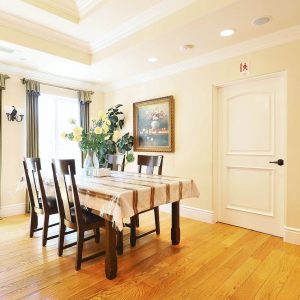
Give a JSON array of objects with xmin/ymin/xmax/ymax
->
[
  {"xmin": 23, "ymin": 158, "xmax": 42, "ymax": 209},
  {"xmin": 106, "ymin": 154, "xmax": 125, "ymax": 171},
  {"xmin": 137, "ymin": 155, "xmax": 163, "ymax": 175},
  {"xmin": 52, "ymin": 159, "xmax": 83, "ymax": 226}
]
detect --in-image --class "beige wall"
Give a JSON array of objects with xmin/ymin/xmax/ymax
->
[
  {"xmin": 104, "ymin": 39, "xmax": 300, "ymax": 230},
  {"xmin": 0, "ymin": 74, "xmax": 104, "ymax": 213}
]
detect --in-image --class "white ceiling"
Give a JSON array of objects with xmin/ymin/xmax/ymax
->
[{"xmin": 0, "ymin": 0, "xmax": 300, "ymax": 90}]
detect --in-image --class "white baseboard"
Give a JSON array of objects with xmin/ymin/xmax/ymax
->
[
  {"xmin": 284, "ymin": 226, "xmax": 300, "ymax": 245},
  {"xmin": 0, "ymin": 203, "xmax": 26, "ymax": 218},
  {"xmin": 160, "ymin": 204, "xmax": 216, "ymax": 224}
]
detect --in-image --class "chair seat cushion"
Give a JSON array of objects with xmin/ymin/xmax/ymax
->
[
  {"xmin": 38, "ymin": 196, "xmax": 58, "ymax": 214},
  {"xmin": 70, "ymin": 206, "xmax": 104, "ymax": 225}
]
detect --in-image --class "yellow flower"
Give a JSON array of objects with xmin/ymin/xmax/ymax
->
[
  {"xmin": 97, "ymin": 111, "xmax": 106, "ymax": 120},
  {"xmin": 60, "ymin": 132, "xmax": 67, "ymax": 140},
  {"xmin": 94, "ymin": 127, "xmax": 103, "ymax": 135},
  {"xmin": 73, "ymin": 134, "xmax": 82, "ymax": 142},
  {"xmin": 102, "ymin": 123, "xmax": 109, "ymax": 134},
  {"xmin": 73, "ymin": 126, "xmax": 83, "ymax": 136},
  {"xmin": 104, "ymin": 118, "xmax": 111, "ymax": 126},
  {"xmin": 112, "ymin": 130, "xmax": 121, "ymax": 142}
]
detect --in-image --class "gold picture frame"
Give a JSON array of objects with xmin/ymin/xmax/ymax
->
[{"xmin": 133, "ymin": 96, "xmax": 175, "ymax": 152}]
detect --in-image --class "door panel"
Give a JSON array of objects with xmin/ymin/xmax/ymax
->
[
  {"xmin": 217, "ymin": 75, "xmax": 285, "ymax": 237},
  {"xmin": 227, "ymin": 93, "xmax": 274, "ymax": 154}
]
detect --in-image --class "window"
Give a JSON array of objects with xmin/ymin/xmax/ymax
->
[{"xmin": 39, "ymin": 93, "xmax": 81, "ymax": 173}]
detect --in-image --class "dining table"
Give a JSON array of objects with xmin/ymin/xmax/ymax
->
[{"xmin": 47, "ymin": 170, "xmax": 199, "ymax": 280}]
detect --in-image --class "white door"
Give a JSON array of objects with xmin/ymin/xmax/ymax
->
[{"xmin": 217, "ymin": 75, "xmax": 286, "ymax": 237}]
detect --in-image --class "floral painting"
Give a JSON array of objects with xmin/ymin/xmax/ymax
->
[{"xmin": 133, "ymin": 96, "xmax": 174, "ymax": 152}]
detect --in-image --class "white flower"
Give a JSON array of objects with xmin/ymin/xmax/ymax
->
[
  {"xmin": 94, "ymin": 127, "xmax": 103, "ymax": 135},
  {"xmin": 118, "ymin": 113, "xmax": 125, "ymax": 121},
  {"xmin": 104, "ymin": 135, "xmax": 110, "ymax": 140},
  {"xmin": 112, "ymin": 130, "xmax": 121, "ymax": 142}
]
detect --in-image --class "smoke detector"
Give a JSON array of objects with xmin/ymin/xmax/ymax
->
[
  {"xmin": 180, "ymin": 44, "xmax": 195, "ymax": 51},
  {"xmin": 252, "ymin": 16, "xmax": 271, "ymax": 26}
]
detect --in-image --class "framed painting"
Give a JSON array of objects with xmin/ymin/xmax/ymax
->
[{"xmin": 133, "ymin": 96, "xmax": 174, "ymax": 152}]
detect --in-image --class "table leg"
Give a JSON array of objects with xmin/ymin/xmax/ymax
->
[
  {"xmin": 116, "ymin": 230, "xmax": 123, "ymax": 255},
  {"xmin": 130, "ymin": 216, "xmax": 137, "ymax": 247},
  {"xmin": 105, "ymin": 220, "xmax": 117, "ymax": 279},
  {"xmin": 171, "ymin": 201, "xmax": 180, "ymax": 245}
]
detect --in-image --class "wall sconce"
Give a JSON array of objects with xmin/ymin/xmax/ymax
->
[{"xmin": 5, "ymin": 106, "xmax": 24, "ymax": 122}]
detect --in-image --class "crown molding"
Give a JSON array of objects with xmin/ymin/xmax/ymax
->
[
  {"xmin": 0, "ymin": 11, "xmax": 90, "ymax": 54},
  {"xmin": 23, "ymin": 0, "xmax": 79, "ymax": 23},
  {"xmin": 76, "ymin": 0, "xmax": 104, "ymax": 18},
  {"xmin": 90, "ymin": 0, "xmax": 197, "ymax": 53},
  {"xmin": 103, "ymin": 24, "xmax": 300, "ymax": 92},
  {"xmin": 0, "ymin": 62, "xmax": 104, "ymax": 92}
]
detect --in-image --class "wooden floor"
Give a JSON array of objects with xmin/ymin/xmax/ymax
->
[{"xmin": 1, "ymin": 213, "xmax": 300, "ymax": 300}]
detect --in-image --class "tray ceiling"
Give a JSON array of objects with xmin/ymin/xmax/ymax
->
[{"xmin": 0, "ymin": 0, "xmax": 300, "ymax": 90}]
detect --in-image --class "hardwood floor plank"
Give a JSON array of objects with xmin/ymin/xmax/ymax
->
[{"xmin": 1, "ymin": 214, "xmax": 300, "ymax": 299}]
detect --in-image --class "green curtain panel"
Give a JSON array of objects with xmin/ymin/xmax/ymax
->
[
  {"xmin": 0, "ymin": 74, "xmax": 9, "ymax": 214},
  {"xmin": 23, "ymin": 79, "xmax": 40, "ymax": 211},
  {"xmin": 78, "ymin": 90, "xmax": 93, "ymax": 133}
]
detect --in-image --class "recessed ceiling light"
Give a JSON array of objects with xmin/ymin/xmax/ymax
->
[
  {"xmin": 148, "ymin": 57, "xmax": 158, "ymax": 63},
  {"xmin": 220, "ymin": 28, "xmax": 235, "ymax": 37},
  {"xmin": 252, "ymin": 16, "xmax": 271, "ymax": 26}
]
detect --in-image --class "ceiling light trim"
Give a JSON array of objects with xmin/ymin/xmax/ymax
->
[{"xmin": 103, "ymin": 24, "xmax": 300, "ymax": 92}]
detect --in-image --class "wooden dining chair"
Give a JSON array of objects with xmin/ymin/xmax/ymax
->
[
  {"xmin": 23, "ymin": 157, "xmax": 59, "ymax": 246},
  {"xmin": 128, "ymin": 155, "xmax": 164, "ymax": 247},
  {"xmin": 51, "ymin": 159, "xmax": 105, "ymax": 271},
  {"xmin": 106, "ymin": 154, "xmax": 125, "ymax": 171}
]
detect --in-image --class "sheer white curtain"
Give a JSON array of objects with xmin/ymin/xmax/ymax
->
[{"xmin": 38, "ymin": 93, "xmax": 81, "ymax": 174}]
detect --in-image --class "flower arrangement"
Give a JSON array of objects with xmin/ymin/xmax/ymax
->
[
  {"xmin": 149, "ymin": 110, "xmax": 166, "ymax": 121},
  {"xmin": 61, "ymin": 104, "xmax": 134, "ymax": 167}
]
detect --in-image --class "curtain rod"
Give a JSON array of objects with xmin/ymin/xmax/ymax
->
[{"xmin": 21, "ymin": 78, "xmax": 94, "ymax": 94}]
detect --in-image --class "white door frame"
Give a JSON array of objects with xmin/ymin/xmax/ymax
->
[{"xmin": 212, "ymin": 71, "xmax": 287, "ymax": 233}]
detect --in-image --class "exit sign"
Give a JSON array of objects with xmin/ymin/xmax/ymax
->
[{"xmin": 240, "ymin": 62, "xmax": 250, "ymax": 75}]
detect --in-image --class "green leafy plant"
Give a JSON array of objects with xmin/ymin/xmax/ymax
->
[{"xmin": 61, "ymin": 104, "xmax": 134, "ymax": 167}]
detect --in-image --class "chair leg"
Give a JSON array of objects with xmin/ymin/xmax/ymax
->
[
  {"xmin": 58, "ymin": 223, "xmax": 65, "ymax": 257},
  {"xmin": 135, "ymin": 215, "xmax": 140, "ymax": 228},
  {"xmin": 154, "ymin": 207, "xmax": 160, "ymax": 235},
  {"xmin": 75, "ymin": 230, "xmax": 84, "ymax": 271},
  {"xmin": 94, "ymin": 228, "xmax": 100, "ymax": 243},
  {"xmin": 130, "ymin": 216, "xmax": 137, "ymax": 247},
  {"xmin": 116, "ymin": 230, "xmax": 123, "ymax": 255},
  {"xmin": 42, "ymin": 214, "xmax": 49, "ymax": 246},
  {"xmin": 29, "ymin": 210, "xmax": 38, "ymax": 238}
]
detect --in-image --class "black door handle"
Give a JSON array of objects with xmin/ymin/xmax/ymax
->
[{"xmin": 269, "ymin": 159, "xmax": 284, "ymax": 166}]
